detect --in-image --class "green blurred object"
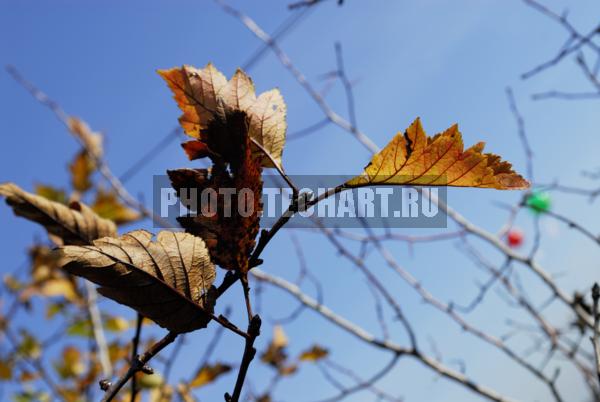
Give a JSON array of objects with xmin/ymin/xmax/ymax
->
[{"xmin": 526, "ymin": 191, "xmax": 551, "ymax": 213}]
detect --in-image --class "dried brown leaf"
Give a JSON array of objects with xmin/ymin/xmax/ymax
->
[{"xmin": 58, "ymin": 230, "xmax": 216, "ymax": 333}]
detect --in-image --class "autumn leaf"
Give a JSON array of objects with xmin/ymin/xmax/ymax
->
[
  {"xmin": 168, "ymin": 121, "xmax": 263, "ymax": 273},
  {"xmin": 69, "ymin": 151, "xmax": 96, "ymax": 192},
  {"xmin": 54, "ymin": 346, "xmax": 85, "ymax": 379},
  {"xmin": 177, "ymin": 384, "xmax": 197, "ymax": 402},
  {"xmin": 150, "ymin": 384, "xmax": 174, "ymax": 402},
  {"xmin": 0, "ymin": 359, "xmax": 12, "ymax": 381},
  {"xmin": 58, "ymin": 230, "xmax": 217, "ymax": 333},
  {"xmin": 299, "ymin": 344, "xmax": 329, "ymax": 362},
  {"xmin": 18, "ymin": 331, "xmax": 41, "ymax": 359},
  {"xmin": 67, "ymin": 117, "xmax": 103, "ymax": 159},
  {"xmin": 189, "ymin": 362, "xmax": 232, "ymax": 388},
  {"xmin": 35, "ymin": 184, "xmax": 67, "ymax": 204},
  {"xmin": 158, "ymin": 64, "xmax": 287, "ymax": 168},
  {"xmin": 137, "ymin": 372, "xmax": 164, "ymax": 389},
  {"xmin": 0, "ymin": 183, "xmax": 117, "ymax": 245},
  {"xmin": 347, "ymin": 118, "xmax": 529, "ymax": 190},
  {"xmin": 20, "ymin": 245, "xmax": 81, "ymax": 303},
  {"xmin": 261, "ymin": 325, "xmax": 289, "ymax": 370},
  {"xmin": 92, "ymin": 189, "xmax": 141, "ymax": 225},
  {"xmin": 104, "ymin": 316, "xmax": 130, "ymax": 332}
]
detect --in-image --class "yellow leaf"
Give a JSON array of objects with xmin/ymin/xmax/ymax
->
[
  {"xmin": 272, "ymin": 325, "xmax": 288, "ymax": 349},
  {"xmin": 260, "ymin": 325, "xmax": 289, "ymax": 368},
  {"xmin": 346, "ymin": 118, "xmax": 529, "ymax": 190},
  {"xmin": 37, "ymin": 279, "xmax": 80, "ymax": 303},
  {"xmin": 59, "ymin": 230, "xmax": 216, "ymax": 333},
  {"xmin": 150, "ymin": 385, "xmax": 174, "ymax": 402},
  {"xmin": 35, "ymin": 184, "xmax": 67, "ymax": 204},
  {"xmin": 92, "ymin": 189, "xmax": 141, "ymax": 225},
  {"xmin": 105, "ymin": 316, "xmax": 130, "ymax": 332},
  {"xmin": 158, "ymin": 64, "xmax": 287, "ymax": 168},
  {"xmin": 18, "ymin": 332, "xmax": 41, "ymax": 359},
  {"xmin": 69, "ymin": 151, "xmax": 96, "ymax": 192},
  {"xmin": 189, "ymin": 362, "xmax": 232, "ymax": 388},
  {"xmin": 138, "ymin": 372, "xmax": 164, "ymax": 389},
  {"xmin": 108, "ymin": 342, "xmax": 130, "ymax": 364},
  {"xmin": 299, "ymin": 345, "xmax": 328, "ymax": 362},
  {"xmin": 54, "ymin": 346, "xmax": 85, "ymax": 379}
]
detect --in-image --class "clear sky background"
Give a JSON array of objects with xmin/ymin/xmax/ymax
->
[{"xmin": 2, "ymin": 1, "xmax": 600, "ymax": 401}]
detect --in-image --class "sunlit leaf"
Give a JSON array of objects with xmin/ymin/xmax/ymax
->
[
  {"xmin": 69, "ymin": 151, "xmax": 96, "ymax": 193},
  {"xmin": 35, "ymin": 184, "xmax": 67, "ymax": 204},
  {"xmin": 67, "ymin": 319, "xmax": 93, "ymax": 338},
  {"xmin": 91, "ymin": 189, "xmax": 141, "ymax": 225},
  {"xmin": 18, "ymin": 331, "xmax": 41, "ymax": 359},
  {"xmin": 189, "ymin": 362, "xmax": 232, "ymax": 388},
  {"xmin": 137, "ymin": 372, "xmax": 164, "ymax": 389},
  {"xmin": 346, "ymin": 118, "xmax": 529, "ymax": 190},
  {"xmin": 54, "ymin": 346, "xmax": 85, "ymax": 379},
  {"xmin": 299, "ymin": 345, "xmax": 328, "ymax": 362},
  {"xmin": 159, "ymin": 64, "xmax": 287, "ymax": 168},
  {"xmin": 105, "ymin": 316, "xmax": 130, "ymax": 332}
]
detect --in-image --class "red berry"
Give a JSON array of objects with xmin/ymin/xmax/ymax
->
[{"xmin": 507, "ymin": 229, "xmax": 524, "ymax": 247}]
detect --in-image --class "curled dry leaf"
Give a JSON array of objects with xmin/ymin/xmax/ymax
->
[
  {"xmin": 58, "ymin": 230, "xmax": 217, "ymax": 333},
  {"xmin": 189, "ymin": 362, "xmax": 232, "ymax": 388},
  {"xmin": 67, "ymin": 117, "xmax": 103, "ymax": 159},
  {"xmin": 0, "ymin": 183, "xmax": 117, "ymax": 245},
  {"xmin": 347, "ymin": 118, "xmax": 529, "ymax": 190},
  {"xmin": 158, "ymin": 63, "xmax": 287, "ymax": 168}
]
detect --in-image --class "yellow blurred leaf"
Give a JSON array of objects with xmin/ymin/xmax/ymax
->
[
  {"xmin": 272, "ymin": 325, "xmax": 288, "ymax": 349},
  {"xmin": 54, "ymin": 346, "xmax": 85, "ymax": 379},
  {"xmin": 347, "ymin": 118, "xmax": 529, "ymax": 190},
  {"xmin": 18, "ymin": 332, "xmax": 41, "ymax": 359},
  {"xmin": 105, "ymin": 316, "xmax": 130, "ymax": 332},
  {"xmin": 299, "ymin": 345, "xmax": 328, "ymax": 362},
  {"xmin": 35, "ymin": 184, "xmax": 67, "ymax": 204},
  {"xmin": 37, "ymin": 278, "xmax": 80, "ymax": 303},
  {"xmin": 91, "ymin": 189, "xmax": 141, "ymax": 225},
  {"xmin": 150, "ymin": 385, "xmax": 174, "ymax": 402},
  {"xmin": 69, "ymin": 151, "xmax": 96, "ymax": 192},
  {"xmin": 189, "ymin": 362, "xmax": 232, "ymax": 388},
  {"xmin": 137, "ymin": 372, "xmax": 164, "ymax": 389}
]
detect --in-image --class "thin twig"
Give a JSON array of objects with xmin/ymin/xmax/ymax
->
[
  {"xmin": 225, "ymin": 315, "xmax": 262, "ymax": 402},
  {"xmin": 101, "ymin": 331, "xmax": 178, "ymax": 402}
]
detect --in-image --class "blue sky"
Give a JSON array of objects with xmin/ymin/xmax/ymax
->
[{"xmin": 2, "ymin": 0, "xmax": 600, "ymax": 401}]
